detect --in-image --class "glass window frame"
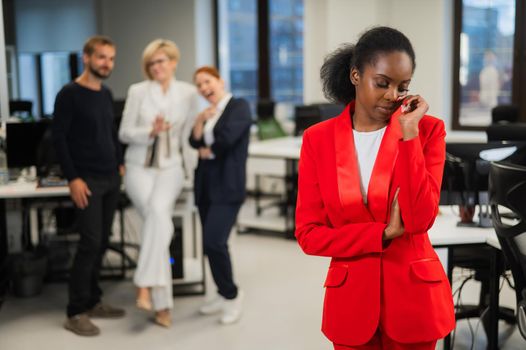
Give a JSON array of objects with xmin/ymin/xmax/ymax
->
[
  {"xmin": 452, "ymin": 0, "xmax": 526, "ymax": 130},
  {"xmin": 214, "ymin": 0, "xmax": 304, "ymax": 110}
]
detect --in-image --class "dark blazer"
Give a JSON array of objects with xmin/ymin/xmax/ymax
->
[{"xmin": 189, "ymin": 97, "xmax": 252, "ymax": 205}]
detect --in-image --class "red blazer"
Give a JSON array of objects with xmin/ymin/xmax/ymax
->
[{"xmin": 295, "ymin": 102, "xmax": 455, "ymax": 346}]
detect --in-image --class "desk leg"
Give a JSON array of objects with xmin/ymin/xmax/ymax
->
[
  {"xmin": 119, "ymin": 204, "xmax": 125, "ymax": 278},
  {"xmin": 487, "ymin": 247, "xmax": 499, "ymax": 350},
  {"xmin": 284, "ymin": 159, "xmax": 297, "ymax": 239},
  {"xmin": 443, "ymin": 247, "xmax": 453, "ymax": 350},
  {"xmin": 0, "ymin": 199, "xmax": 7, "ymax": 263}
]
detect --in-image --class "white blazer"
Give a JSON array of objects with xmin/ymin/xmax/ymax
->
[{"xmin": 119, "ymin": 79, "xmax": 199, "ymax": 176}]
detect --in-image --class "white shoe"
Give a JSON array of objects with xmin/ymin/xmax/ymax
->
[
  {"xmin": 220, "ymin": 290, "xmax": 244, "ymax": 325},
  {"xmin": 199, "ymin": 294, "xmax": 225, "ymax": 315}
]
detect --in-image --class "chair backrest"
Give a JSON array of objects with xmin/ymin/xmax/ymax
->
[
  {"xmin": 491, "ymin": 104, "xmax": 519, "ymax": 124},
  {"xmin": 489, "ymin": 161, "xmax": 526, "ymax": 339},
  {"xmin": 486, "ymin": 123, "xmax": 526, "ymax": 142}
]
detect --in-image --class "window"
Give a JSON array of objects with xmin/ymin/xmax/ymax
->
[
  {"xmin": 217, "ymin": 0, "xmax": 258, "ymax": 108},
  {"xmin": 452, "ymin": 0, "xmax": 526, "ymax": 130},
  {"xmin": 269, "ymin": 0, "xmax": 303, "ymax": 104},
  {"xmin": 217, "ymin": 0, "xmax": 304, "ymax": 112},
  {"xmin": 17, "ymin": 54, "xmax": 39, "ymax": 116},
  {"xmin": 16, "ymin": 52, "xmax": 82, "ymax": 118},
  {"xmin": 41, "ymin": 53, "xmax": 71, "ymax": 116}
]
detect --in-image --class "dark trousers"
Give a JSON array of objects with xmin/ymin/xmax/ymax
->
[
  {"xmin": 198, "ymin": 203, "xmax": 241, "ymax": 300},
  {"xmin": 67, "ymin": 173, "xmax": 120, "ymax": 317}
]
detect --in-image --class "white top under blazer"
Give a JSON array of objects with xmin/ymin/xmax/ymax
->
[{"xmin": 119, "ymin": 78, "xmax": 200, "ymax": 173}]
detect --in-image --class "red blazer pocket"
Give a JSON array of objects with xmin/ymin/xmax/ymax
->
[
  {"xmin": 410, "ymin": 259, "xmax": 445, "ymax": 283},
  {"xmin": 324, "ymin": 266, "xmax": 348, "ymax": 288}
]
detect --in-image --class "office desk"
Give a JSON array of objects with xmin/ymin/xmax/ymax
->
[
  {"xmin": 0, "ymin": 182, "xmax": 70, "ymax": 261},
  {"xmin": 0, "ymin": 180, "xmax": 205, "ymax": 294},
  {"xmin": 248, "ymin": 137, "xmax": 301, "ymax": 237},
  {"xmin": 0, "ymin": 181, "xmax": 132, "ymax": 279},
  {"xmin": 430, "ymin": 209, "xmax": 501, "ymax": 350}
]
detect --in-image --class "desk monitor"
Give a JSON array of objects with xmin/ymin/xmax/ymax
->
[
  {"xmin": 6, "ymin": 121, "xmax": 60, "ymax": 177},
  {"xmin": 294, "ymin": 103, "xmax": 344, "ymax": 136}
]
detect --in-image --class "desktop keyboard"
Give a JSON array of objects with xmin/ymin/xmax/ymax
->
[{"xmin": 38, "ymin": 176, "xmax": 68, "ymax": 188}]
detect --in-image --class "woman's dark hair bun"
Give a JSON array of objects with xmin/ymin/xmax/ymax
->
[{"xmin": 320, "ymin": 44, "xmax": 355, "ymax": 105}]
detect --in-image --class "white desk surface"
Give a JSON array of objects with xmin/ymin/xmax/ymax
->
[
  {"xmin": 249, "ymin": 136, "xmax": 301, "ymax": 160},
  {"xmin": 0, "ymin": 179, "xmax": 194, "ymax": 200},
  {"xmin": 430, "ymin": 206, "xmax": 498, "ymax": 248},
  {"xmin": 248, "ymin": 133, "xmax": 489, "ymax": 160},
  {"xmin": 0, "ymin": 181, "xmax": 69, "ymax": 199}
]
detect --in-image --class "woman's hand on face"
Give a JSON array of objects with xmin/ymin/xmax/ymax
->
[
  {"xmin": 383, "ymin": 188, "xmax": 404, "ymax": 240},
  {"xmin": 397, "ymin": 95, "xmax": 429, "ymax": 140}
]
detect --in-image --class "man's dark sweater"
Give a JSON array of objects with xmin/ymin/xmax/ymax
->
[{"xmin": 52, "ymin": 82, "xmax": 122, "ymax": 181}]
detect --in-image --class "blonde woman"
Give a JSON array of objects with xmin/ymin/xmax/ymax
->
[{"xmin": 119, "ymin": 39, "xmax": 198, "ymax": 327}]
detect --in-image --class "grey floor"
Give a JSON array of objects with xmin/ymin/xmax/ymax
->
[{"xmin": 1, "ymin": 202, "xmax": 525, "ymax": 349}]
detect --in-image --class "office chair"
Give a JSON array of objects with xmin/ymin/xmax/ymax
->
[
  {"xmin": 443, "ymin": 152, "xmax": 516, "ymax": 332},
  {"xmin": 9, "ymin": 100, "xmax": 33, "ymax": 118},
  {"xmin": 486, "ymin": 123, "xmax": 526, "ymax": 142},
  {"xmin": 486, "ymin": 104, "xmax": 526, "ymax": 142},
  {"xmin": 489, "ymin": 161, "xmax": 526, "ymax": 340},
  {"xmin": 491, "ymin": 104, "xmax": 519, "ymax": 124}
]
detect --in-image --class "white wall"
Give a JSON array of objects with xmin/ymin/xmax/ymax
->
[
  {"xmin": 14, "ymin": 0, "xmax": 98, "ymax": 53},
  {"xmin": 304, "ymin": 0, "xmax": 460, "ymax": 133},
  {"xmin": 98, "ymin": 0, "xmax": 215, "ymax": 99}
]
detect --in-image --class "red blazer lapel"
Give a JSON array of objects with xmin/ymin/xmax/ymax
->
[
  {"xmin": 334, "ymin": 103, "xmax": 373, "ymax": 222},
  {"xmin": 367, "ymin": 108, "xmax": 403, "ymax": 223}
]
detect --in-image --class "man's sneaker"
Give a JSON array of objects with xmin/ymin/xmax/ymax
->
[
  {"xmin": 220, "ymin": 290, "xmax": 244, "ymax": 325},
  {"xmin": 199, "ymin": 294, "xmax": 226, "ymax": 315},
  {"xmin": 87, "ymin": 302, "xmax": 125, "ymax": 319},
  {"xmin": 64, "ymin": 314, "xmax": 100, "ymax": 336}
]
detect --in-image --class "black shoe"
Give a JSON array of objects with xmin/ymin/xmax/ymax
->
[
  {"xmin": 64, "ymin": 314, "xmax": 100, "ymax": 336},
  {"xmin": 87, "ymin": 302, "xmax": 125, "ymax": 319}
]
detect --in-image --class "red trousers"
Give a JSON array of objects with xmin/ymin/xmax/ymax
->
[{"xmin": 333, "ymin": 329, "xmax": 437, "ymax": 350}]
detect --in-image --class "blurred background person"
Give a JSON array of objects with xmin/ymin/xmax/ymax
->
[
  {"xmin": 189, "ymin": 66, "xmax": 252, "ymax": 325},
  {"xmin": 479, "ymin": 50, "xmax": 500, "ymax": 109},
  {"xmin": 119, "ymin": 39, "xmax": 199, "ymax": 328}
]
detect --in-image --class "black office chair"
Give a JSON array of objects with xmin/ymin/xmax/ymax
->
[
  {"xmin": 486, "ymin": 104, "xmax": 526, "ymax": 142},
  {"xmin": 443, "ymin": 154, "xmax": 516, "ymax": 333},
  {"xmin": 487, "ymin": 123, "xmax": 526, "ymax": 142},
  {"xmin": 491, "ymin": 104, "xmax": 519, "ymax": 124},
  {"xmin": 489, "ymin": 161, "xmax": 526, "ymax": 340}
]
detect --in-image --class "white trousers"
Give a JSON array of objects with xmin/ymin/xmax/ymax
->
[{"xmin": 125, "ymin": 164, "xmax": 184, "ymax": 310}]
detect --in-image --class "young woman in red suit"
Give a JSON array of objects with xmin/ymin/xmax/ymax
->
[{"xmin": 295, "ymin": 26, "xmax": 455, "ymax": 349}]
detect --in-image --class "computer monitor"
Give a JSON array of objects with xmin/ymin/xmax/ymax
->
[
  {"xmin": 294, "ymin": 103, "xmax": 344, "ymax": 136},
  {"xmin": 5, "ymin": 120, "xmax": 59, "ymax": 176}
]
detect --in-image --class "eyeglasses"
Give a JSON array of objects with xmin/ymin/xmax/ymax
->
[{"xmin": 147, "ymin": 58, "xmax": 169, "ymax": 68}]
